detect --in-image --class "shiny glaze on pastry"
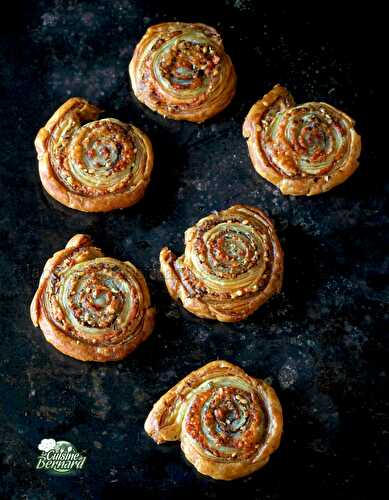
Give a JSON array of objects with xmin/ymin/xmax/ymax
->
[
  {"xmin": 160, "ymin": 205, "xmax": 283, "ymax": 322},
  {"xmin": 145, "ymin": 360, "xmax": 283, "ymax": 480},
  {"xmin": 129, "ymin": 22, "xmax": 236, "ymax": 122},
  {"xmin": 30, "ymin": 234, "xmax": 155, "ymax": 361},
  {"xmin": 243, "ymin": 84, "xmax": 361, "ymax": 195},
  {"xmin": 35, "ymin": 98, "xmax": 153, "ymax": 212}
]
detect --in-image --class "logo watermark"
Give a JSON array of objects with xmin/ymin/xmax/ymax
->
[{"xmin": 36, "ymin": 439, "xmax": 87, "ymax": 476}]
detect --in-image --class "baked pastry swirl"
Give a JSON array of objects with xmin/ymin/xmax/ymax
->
[
  {"xmin": 145, "ymin": 360, "xmax": 283, "ymax": 480},
  {"xmin": 160, "ymin": 205, "xmax": 283, "ymax": 322},
  {"xmin": 243, "ymin": 84, "xmax": 361, "ymax": 195},
  {"xmin": 129, "ymin": 22, "xmax": 236, "ymax": 122},
  {"xmin": 35, "ymin": 98, "xmax": 153, "ymax": 212},
  {"xmin": 30, "ymin": 234, "xmax": 155, "ymax": 362}
]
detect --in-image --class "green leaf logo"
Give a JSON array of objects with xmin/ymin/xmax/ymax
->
[{"xmin": 36, "ymin": 439, "xmax": 87, "ymax": 476}]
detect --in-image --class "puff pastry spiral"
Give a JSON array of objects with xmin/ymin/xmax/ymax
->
[
  {"xmin": 30, "ymin": 234, "xmax": 155, "ymax": 362},
  {"xmin": 129, "ymin": 22, "xmax": 236, "ymax": 122},
  {"xmin": 145, "ymin": 360, "xmax": 283, "ymax": 480},
  {"xmin": 35, "ymin": 98, "xmax": 154, "ymax": 212},
  {"xmin": 243, "ymin": 85, "xmax": 361, "ymax": 195},
  {"xmin": 160, "ymin": 205, "xmax": 283, "ymax": 322}
]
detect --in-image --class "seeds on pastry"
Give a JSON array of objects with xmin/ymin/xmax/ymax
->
[
  {"xmin": 35, "ymin": 98, "xmax": 154, "ymax": 212},
  {"xmin": 243, "ymin": 84, "xmax": 361, "ymax": 196},
  {"xmin": 30, "ymin": 234, "xmax": 155, "ymax": 362},
  {"xmin": 129, "ymin": 22, "xmax": 236, "ymax": 123},
  {"xmin": 144, "ymin": 360, "xmax": 283, "ymax": 480},
  {"xmin": 160, "ymin": 204, "xmax": 284, "ymax": 322}
]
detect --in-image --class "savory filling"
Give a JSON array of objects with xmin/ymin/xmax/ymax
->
[
  {"xmin": 159, "ymin": 40, "xmax": 220, "ymax": 91},
  {"xmin": 49, "ymin": 108, "xmax": 144, "ymax": 196},
  {"xmin": 261, "ymin": 103, "xmax": 350, "ymax": 177},
  {"xmin": 185, "ymin": 384, "xmax": 266, "ymax": 460},
  {"xmin": 172, "ymin": 217, "xmax": 272, "ymax": 299},
  {"xmin": 43, "ymin": 252, "xmax": 143, "ymax": 345}
]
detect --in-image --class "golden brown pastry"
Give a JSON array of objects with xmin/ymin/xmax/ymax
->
[
  {"xmin": 145, "ymin": 360, "xmax": 283, "ymax": 480},
  {"xmin": 243, "ymin": 84, "xmax": 361, "ymax": 195},
  {"xmin": 35, "ymin": 98, "xmax": 154, "ymax": 212},
  {"xmin": 160, "ymin": 204, "xmax": 283, "ymax": 322},
  {"xmin": 30, "ymin": 234, "xmax": 155, "ymax": 362},
  {"xmin": 129, "ymin": 22, "xmax": 236, "ymax": 122}
]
